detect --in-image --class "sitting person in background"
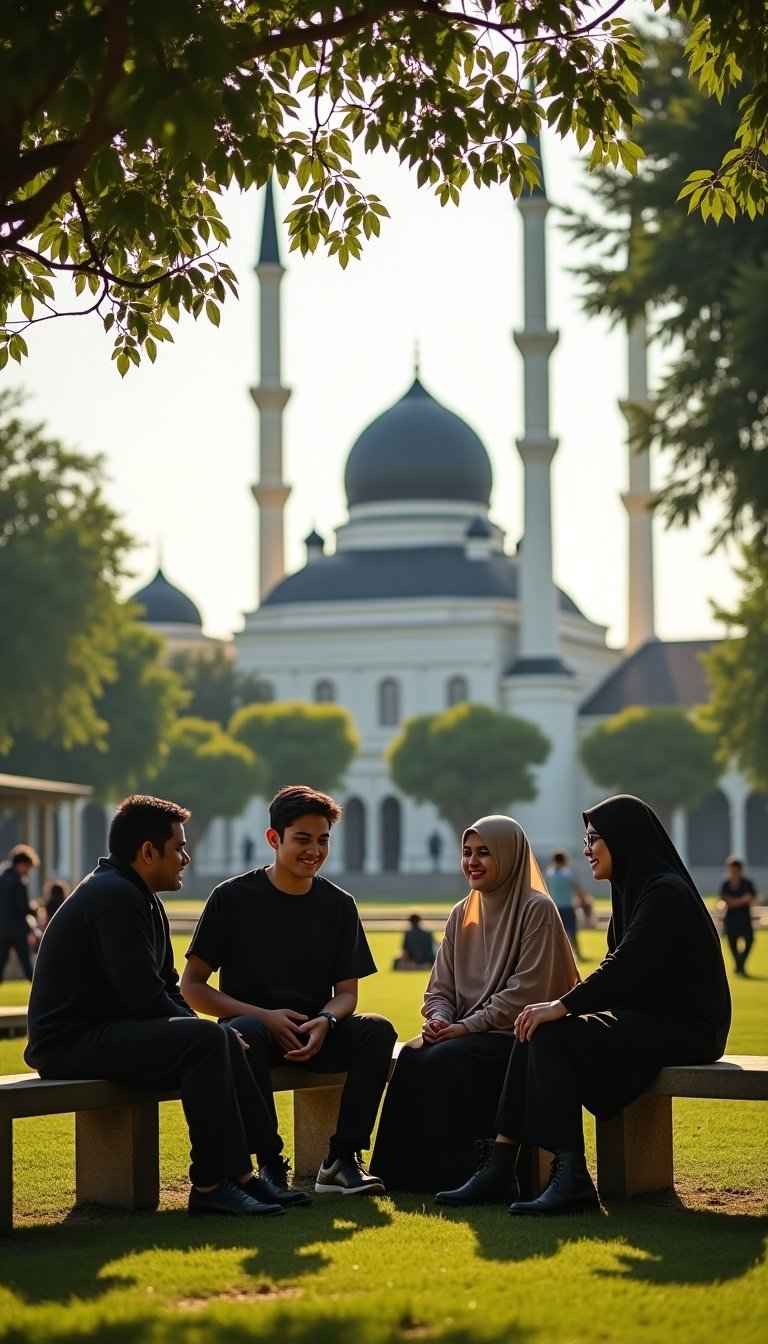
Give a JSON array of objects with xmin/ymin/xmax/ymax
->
[
  {"xmin": 370, "ymin": 815, "xmax": 579, "ymax": 1196},
  {"xmin": 37, "ymin": 879, "xmax": 70, "ymax": 931},
  {"xmin": 545, "ymin": 850, "xmax": 590, "ymax": 957},
  {"xmin": 392, "ymin": 913, "xmax": 436, "ymax": 970},
  {"xmin": 719, "ymin": 856, "xmax": 758, "ymax": 977}
]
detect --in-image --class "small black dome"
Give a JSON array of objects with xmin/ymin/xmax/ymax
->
[
  {"xmin": 344, "ymin": 377, "xmax": 492, "ymax": 507},
  {"xmin": 466, "ymin": 516, "xmax": 492, "ymax": 538},
  {"xmin": 131, "ymin": 568, "xmax": 202, "ymax": 627}
]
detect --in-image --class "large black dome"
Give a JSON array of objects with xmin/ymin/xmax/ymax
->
[
  {"xmin": 131, "ymin": 568, "xmax": 202, "ymax": 627},
  {"xmin": 344, "ymin": 377, "xmax": 493, "ymax": 507}
]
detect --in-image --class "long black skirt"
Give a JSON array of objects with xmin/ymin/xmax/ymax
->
[
  {"xmin": 496, "ymin": 1010, "xmax": 729, "ymax": 1154},
  {"xmin": 370, "ymin": 1032, "xmax": 515, "ymax": 1193}
]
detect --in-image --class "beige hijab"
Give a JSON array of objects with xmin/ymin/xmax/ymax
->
[{"xmin": 423, "ymin": 815, "xmax": 580, "ymax": 1035}]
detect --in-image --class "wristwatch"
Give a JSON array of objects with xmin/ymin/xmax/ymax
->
[{"xmin": 318, "ymin": 1011, "xmax": 337, "ymax": 1030}]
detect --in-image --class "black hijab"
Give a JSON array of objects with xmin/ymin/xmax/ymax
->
[{"xmin": 583, "ymin": 794, "xmax": 718, "ymax": 946}]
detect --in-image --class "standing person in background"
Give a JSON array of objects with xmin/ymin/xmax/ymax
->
[
  {"xmin": 443, "ymin": 795, "xmax": 731, "ymax": 1217},
  {"xmin": 545, "ymin": 850, "xmax": 590, "ymax": 958},
  {"xmin": 719, "ymin": 856, "xmax": 758, "ymax": 977},
  {"xmin": 0, "ymin": 844, "xmax": 40, "ymax": 981},
  {"xmin": 371, "ymin": 815, "xmax": 579, "ymax": 1198}
]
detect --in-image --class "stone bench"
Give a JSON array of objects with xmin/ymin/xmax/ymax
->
[
  {"xmin": 0, "ymin": 1063, "xmax": 352, "ymax": 1235},
  {"xmin": 595, "ymin": 1054, "xmax": 768, "ymax": 1197},
  {"xmin": 0, "ymin": 1007, "xmax": 27, "ymax": 1038}
]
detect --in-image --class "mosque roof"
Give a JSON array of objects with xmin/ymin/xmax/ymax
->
[
  {"xmin": 131, "ymin": 568, "xmax": 203, "ymax": 627},
  {"xmin": 344, "ymin": 377, "xmax": 493, "ymax": 508},
  {"xmin": 262, "ymin": 545, "xmax": 583, "ymax": 613},
  {"xmin": 579, "ymin": 639, "xmax": 715, "ymax": 716}
]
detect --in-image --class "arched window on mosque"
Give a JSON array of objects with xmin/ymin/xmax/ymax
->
[
  {"xmin": 378, "ymin": 678, "xmax": 400, "ymax": 727},
  {"xmin": 314, "ymin": 679, "xmax": 336, "ymax": 703},
  {"xmin": 686, "ymin": 789, "xmax": 731, "ymax": 866},
  {"xmin": 344, "ymin": 797, "xmax": 366, "ymax": 872},
  {"xmin": 446, "ymin": 675, "xmax": 469, "ymax": 707}
]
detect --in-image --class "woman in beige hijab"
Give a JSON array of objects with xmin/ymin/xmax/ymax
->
[{"xmin": 370, "ymin": 815, "xmax": 579, "ymax": 1193}]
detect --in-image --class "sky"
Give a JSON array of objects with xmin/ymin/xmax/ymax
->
[{"xmin": 5, "ymin": 131, "xmax": 742, "ymax": 649}]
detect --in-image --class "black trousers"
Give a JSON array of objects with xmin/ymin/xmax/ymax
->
[
  {"xmin": 0, "ymin": 933, "xmax": 34, "ymax": 981},
  {"xmin": 35, "ymin": 1017, "xmax": 280, "ymax": 1187},
  {"xmin": 725, "ymin": 923, "xmax": 754, "ymax": 972},
  {"xmin": 228, "ymin": 1012, "xmax": 397, "ymax": 1153}
]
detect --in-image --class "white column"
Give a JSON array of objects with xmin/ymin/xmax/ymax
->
[{"xmin": 620, "ymin": 315, "xmax": 656, "ymax": 651}]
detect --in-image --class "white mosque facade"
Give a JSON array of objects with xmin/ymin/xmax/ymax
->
[{"xmin": 131, "ymin": 173, "xmax": 767, "ymax": 890}]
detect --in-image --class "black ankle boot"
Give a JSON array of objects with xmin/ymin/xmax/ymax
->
[
  {"xmin": 508, "ymin": 1151, "xmax": 599, "ymax": 1217},
  {"xmin": 434, "ymin": 1140, "xmax": 520, "ymax": 1207}
]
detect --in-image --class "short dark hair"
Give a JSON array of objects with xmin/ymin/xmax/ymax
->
[
  {"xmin": 408, "ymin": 913, "xmax": 422, "ymax": 926},
  {"xmin": 268, "ymin": 785, "xmax": 342, "ymax": 839},
  {"xmin": 10, "ymin": 844, "xmax": 40, "ymax": 868},
  {"xmin": 552, "ymin": 850, "xmax": 567, "ymax": 865},
  {"xmin": 109, "ymin": 795, "xmax": 190, "ymax": 863}
]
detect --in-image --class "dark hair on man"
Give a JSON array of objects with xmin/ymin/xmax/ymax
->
[
  {"xmin": 268, "ymin": 785, "xmax": 342, "ymax": 838},
  {"xmin": 9, "ymin": 844, "xmax": 40, "ymax": 868},
  {"xmin": 552, "ymin": 850, "xmax": 567, "ymax": 865},
  {"xmin": 726, "ymin": 855, "xmax": 743, "ymax": 869},
  {"xmin": 109, "ymin": 795, "xmax": 191, "ymax": 863},
  {"xmin": 408, "ymin": 913, "xmax": 422, "ymax": 927}
]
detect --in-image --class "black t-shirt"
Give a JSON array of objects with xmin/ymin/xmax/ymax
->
[
  {"xmin": 186, "ymin": 868, "xmax": 377, "ymax": 1018},
  {"xmin": 719, "ymin": 876, "xmax": 756, "ymax": 928}
]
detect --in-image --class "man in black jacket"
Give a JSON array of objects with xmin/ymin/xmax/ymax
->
[
  {"xmin": 25, "ymin": 794, "xmax": 287, "ymax": 1218},
  {"xmin": 0, "ymin": 844, "xmax": 39, "ymax": 982}
]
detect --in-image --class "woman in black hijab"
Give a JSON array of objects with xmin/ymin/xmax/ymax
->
[{"xmin": 436, "ymin": 795, "xmax": 731, "ymax": 1214}]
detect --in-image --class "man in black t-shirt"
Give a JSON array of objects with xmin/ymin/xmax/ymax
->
[
  {"xmin": 719, "ymin": 856, "xmax": 757, "ymax": 976},
  {"xmin": 182, "ymin": 785, "xmax": 397, "ymax": 1198}
]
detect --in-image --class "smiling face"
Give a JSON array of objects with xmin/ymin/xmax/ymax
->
[
  {"xmin": 461, "ymin": 830, "xmax": 500, "ymax": 892},
  {"xmin": 145, "ymin": 821, "xmax": 190, "ymax": 893},
  {"xmin": 584, "ymin": 828, "xmax": 612, "ymax": 882},
  {"xmin": 266, "ymin": 813, "xmax": 331, "ymax": 894}
]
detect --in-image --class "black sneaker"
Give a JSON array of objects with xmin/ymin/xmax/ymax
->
[
  {"xmin": 315, "ymin": 1152, "xmax": 386, "ymax": 1196},
  {"xmin": 248, "ymin": 1156, "xmax": 312, "ymax": 1208},
  {"xmin": 188, "ymin": 1180, "xmax": 283, "ymax": 1217}
]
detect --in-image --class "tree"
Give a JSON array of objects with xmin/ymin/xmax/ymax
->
[
  {"xmin": 387, "ymin": 703, "xmax": 550, "ymax": 837},
  {"xmin": 579, "ymin": 705, "xmax": 720, "ymax": 831},
  {"xmin": 1, "ymin": 621, "xmax": 186, "ymax": 799},
  {"xmin": 567, "ymin": 22, "xmax": 768, "ymax": 547},
  {"xmin": 168, "ymin": 644, "xmax": 274, "ymax": 726},
  {"xmin": 0, "ymin": 389, "xmax": 134, "ymax": 753},
  {"xmin": 700, "ymin": 543, "xmax": 768, "ymax": 794},
  {"xmin": 229, "ymin": 701, "xmax": 359, "ymax": 797},
  {"xmin": 145, "ymin": 716, "xmax": 266, "ymax": 844},
  {"xmin": 6, "ymin": 3, "xmax": 766, "ymax": 372}
]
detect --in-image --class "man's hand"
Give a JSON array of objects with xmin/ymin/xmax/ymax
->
[
  {"xmin": 262, "ymin": 1007, "xmax": 309, "ymax": 1051},
  {"xmin": 514, "ymin": 1000, "xmax": 568, "ymax": 1042},
  {"xmin": 283, "ymin": 1015, "xmax": 330, "ymax": 1062}
]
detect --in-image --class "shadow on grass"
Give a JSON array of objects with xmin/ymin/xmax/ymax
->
[
  {"xmin": 429, "ymin": 1194, "xmax": 768, "ymax": 1285},
  {"xmin": 0, "ymin": 1317, "xmax": 529, "ymax": 1344}
]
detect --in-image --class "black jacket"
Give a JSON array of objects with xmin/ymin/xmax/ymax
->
[
  {"xmin": 0, "ymin": 866, "xmax": 33, "ymax": 939},
  {"xmin": 25, "ymin": 856, "xmax": 193, "ymax": 1069}
]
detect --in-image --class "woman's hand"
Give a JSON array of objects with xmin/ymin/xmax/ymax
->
[
  {"xmin": 423, "ymin": 1018, "xmax": 469, "ymax": 1043},
  {"xmin": 422, "ymin": 1016, "xmax": 450, "ymax": 1042},
  {"xmin": 514, "ymin": 1000, "xmax": 567, "ymax": 1042}
]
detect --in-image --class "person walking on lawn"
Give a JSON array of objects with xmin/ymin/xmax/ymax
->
[
  {"xmin": 25, "ymin": 795, "xmax": 285, "ymax": 1219},
  {"xmin": 181, "ymin": 784, "xmax": 397, "ymax": 1198}
]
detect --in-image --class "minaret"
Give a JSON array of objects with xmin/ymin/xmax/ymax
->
[
  {"xmin": 503, "ymin": 132, "xmax": 578, "ymax": 853},
  {"xmin": 251, "ymin": 177, "xmax": 291, "ymax": 602},
  {"xmin": 512, "ymin": 133, "xmax": 562, "ymax": 665},
  {"xmin": 620, "ymin": 313, "xmax": 656, "ymax": 650}
]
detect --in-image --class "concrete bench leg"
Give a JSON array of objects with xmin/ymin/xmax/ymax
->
[
  {"xmin": 292, "ymin": 1085, "xmax": 343, "ymax": 1178},
  {"xmin": 596, "ymin": 1094, "xmax": 674, "ymax": 1197},
  {"xmin": 0, "ymin": 1114, "xmax": 13, "ymax": 1235},
  {"xmin": 75, "ymin": 1103, "xmax": 160, "ymax": 1210}
]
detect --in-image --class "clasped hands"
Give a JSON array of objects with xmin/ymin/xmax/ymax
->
[
  {"xmin": 263, "ymin": 1007, "xmax": 331, "ymax": 1061},
  {"xmin": 422, "ymin": 1017, "xmax": 469, "ymax": 1043}
]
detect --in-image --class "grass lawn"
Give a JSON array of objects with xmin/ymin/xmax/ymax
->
[{"xmin": 0, "ymin": 928, "xmax": 766, "ymax": 1344}]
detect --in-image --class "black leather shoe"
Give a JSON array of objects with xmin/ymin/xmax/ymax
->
[
  {"xmin": 435, "ymin": 1140, "xmax": 520, "ymax": 1207},
  {"xmin": 188, "ymin": 1179, "xmax": 284, "ymax": 1216},
  {"xmin": 248, "ymin": 1157, "xmax": 312, "ymax": 1207},
  {"xmin": 508, "ymin": 1152, "xmax": 600, "ymax": 1217}
]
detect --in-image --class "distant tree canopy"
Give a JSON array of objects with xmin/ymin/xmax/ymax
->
[
  {"xmin": 580, "ymin": 705, "xmax": 720, "ymax": 831},
  {"xmin": 567, "ymin": 21, "xmax": 768, "ymax": 549},
  {"xmin": 387, "ymin": 702, "xmax": 551, "ymax": 837},
  {"xmin": 144, "ymin": 716, "xmax": 266, "ymax": 844},
  {"xmin": 168, "ymin": 644, "xmax": 274, "ymax": 726},
  {"xmin": 2, "ymin": 3, "xmax": 766, "ymax": 370},
  {"xmin": 701, "ymin": 543, "xmax": 768, "ymax": 796},
  {"xmin": 0, "ymin": 389, "xmax": 144, "ymax": 755},
  {"xmin": 229, "ymin": 701, "xmax": 359, "ymax": 798},
  {"xmin": 1, "ymin": 621, "xmax": 186, "ymax": 799}
]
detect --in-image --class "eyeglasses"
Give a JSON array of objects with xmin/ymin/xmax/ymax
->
[{"xmin": 583, "ymin": 832, "xmax": 602, "ymax": 850}]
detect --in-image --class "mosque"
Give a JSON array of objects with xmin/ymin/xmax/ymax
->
[{"xmin": 132, "ymin": 168, "xmax": 767, "ymax": 890}]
